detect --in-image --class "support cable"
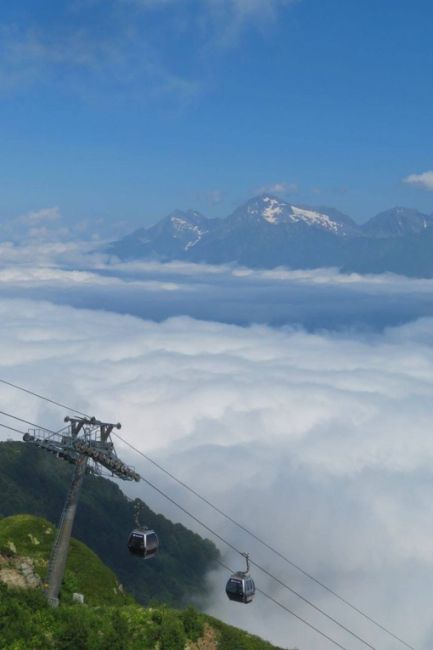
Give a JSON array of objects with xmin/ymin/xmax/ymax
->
[
  {"xmin": 0, "ymin": 421, "xmax": 27, "ymax": 436},
  {"xmin": 0, "ymin": 409, "xmax": 62, "ymax": 438},
  {"xmin": 0, "ymin": 378, "xmax": 90, "ymax": 419},
  {"xmin": 114, "ymin": 432, "xmax": 416, "ymax": 650},
  {"xmin": 135, "ymin": 469, "xmax": 377, "ymax": 650},
  {"xmin": 218, "ymin": 559, "xmax": 349, "ymax": 650}
]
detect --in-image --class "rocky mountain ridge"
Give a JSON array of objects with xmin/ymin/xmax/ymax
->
[{"xmin": 104, "ymin": 195, "xmax": 433, "ymax": 277}]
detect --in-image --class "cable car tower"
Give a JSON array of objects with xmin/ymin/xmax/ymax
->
[{"xmin": 23, "ymin": 416, "xmax": 140, "ymax": 607}]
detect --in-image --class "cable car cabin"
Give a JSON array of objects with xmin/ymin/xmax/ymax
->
[
  {"xmin": 225, "ymin": 572, "xmax": 256, "ymax": 604},
  {"xmin": 127, "ymin": 529, "xmax": 159, "ymax": 559}
]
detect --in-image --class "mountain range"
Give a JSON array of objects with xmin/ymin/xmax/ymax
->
[{"xmin": 105, "ymin": 195, "xmax": 433, "ymax": 277}]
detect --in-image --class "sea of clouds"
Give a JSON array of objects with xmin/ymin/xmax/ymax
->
[
  {"xmin": 3, "ymin": 240, "xmax": 433, "ymax": 329},
  {"xmin": 1, "ymin": 247, "xmax": 433, "ymax": 649}
]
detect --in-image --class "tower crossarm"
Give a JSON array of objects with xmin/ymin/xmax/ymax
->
[
  {"xmin": 73, "ymin": 438, "xmax": 139, "ymax": 481},
  {"xmin": 23, "ymin": 417, "xmax": 140, "ymax": 481}
]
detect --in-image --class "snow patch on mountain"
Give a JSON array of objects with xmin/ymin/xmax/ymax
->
[
  {"xmin": 170, "ymin": 216, "xmax": 206, "ymax": 250},
  {"xmin": 262, "ymin": 197, "xmax": 283, "ymax": 224},
  {"xmin": 171, "ymin": 216, "xmax": 193, "ymax": 231},
  {"xmin": 184, "ymin": 228, "xmax": 204, "ymax": 250},
  {"xmin": 290, "ymin": 206, "xmax": 342, "ymax": 233},
  {"xmin": 260, "ymin": 196, "xmax": 342, "ymax": 232}
]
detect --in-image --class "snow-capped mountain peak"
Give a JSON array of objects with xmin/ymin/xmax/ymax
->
[
  {"xmin": 261, "ymin": 196, "xmax": 284, "ymax": 224},
  {"xmin": 255, "ymin": 195, "xmax": 345, "ymax": 233},
  {"xmin": 226, "ymin": 195, "xmax": 358, "ymax": 237}
]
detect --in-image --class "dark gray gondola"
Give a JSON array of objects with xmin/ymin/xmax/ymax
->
[
  {"xmin": 127, "ymin": 528, "xmax": 159, "ymax": 559},
  {"xmin": 225, "ymin": 553, "xmax": 255, "ymax": 604},
  {"xmin": 128, "ymin": 499, "xmax": 159, "ymax": 559}
]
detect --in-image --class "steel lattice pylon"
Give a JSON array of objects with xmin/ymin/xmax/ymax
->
[{"xmin": 23, "ymin": 416, "xmax": 140, "ymax": 607}]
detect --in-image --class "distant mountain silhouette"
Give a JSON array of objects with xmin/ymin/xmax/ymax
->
[{"xmin": 104, "ymin": 195, "xmax": 433, "ymax": 277}]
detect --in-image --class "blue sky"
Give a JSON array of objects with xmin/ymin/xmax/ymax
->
[{"xmin": 1, "ymin": 0, "xmax": 433, "ymax": 229}]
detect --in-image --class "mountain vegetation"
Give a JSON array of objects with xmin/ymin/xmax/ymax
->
[
  {"xmin": 0, "ymin": 514, "xmax": 287, "ymax": 650},
  {"xmin": 0, "ymin": 441, "xmax": 219, "ymax": 608},
  {"xmin": 104, "ymin": 195, "xmax": 433, "ymax": 277},
  {"xmin": 0, "ymin": 514, "xmax": 132, "ymax": 607}
]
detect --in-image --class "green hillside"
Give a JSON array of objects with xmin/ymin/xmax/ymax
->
[
  {"xmin": 0, "ymin": 514, "xmax": 132, "ymax": 607},
  {"xmin": 0, "ymin": 584, "xmax": 288, "ymax": 650},
  {"xmin": 0, "ymin": 441, "xmax": 218, "ymax": 607},
  {"xmin": 0, "ymin": 515, "xmax": 288, "ymax": 650}
]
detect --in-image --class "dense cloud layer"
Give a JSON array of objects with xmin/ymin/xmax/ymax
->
[
  {"xmin": 0, "ymin": 298, "xmax": 432, "ymax": 649},
  {"xmin": 4, "ymin": 254, "xmax": 433, "ymax": 330}
]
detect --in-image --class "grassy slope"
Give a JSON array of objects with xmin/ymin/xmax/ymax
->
[
  {"xmin": 0, "ymin": 514, "xmax": 132, "ymax": 607},
  {"xmin": 0, "ymin": 515, "xmax": 288, "ymax": 650}
]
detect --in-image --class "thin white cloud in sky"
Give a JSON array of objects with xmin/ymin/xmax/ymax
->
[
  {"xmin": 0, "ymin": 24, "xmax": 199, "ymax": 103},
  {"xmin": 203, "ymin": 0, "xmax": 295, "ymax": 20},
  {"xmin": 113, "ymin": 0, "xmax": 299, "ymax": 52},
  {"xmin": 0, "ymin": 0, "xmax": 296, "ymax": 99},
  {"xmin": 19, "ymin": 207, "xmax": 61, "ymax": 224},
  {"xmin": 127, "ymin": 0, "xmax": 293, "ymax": 18},
  {"xmin": 214, "ymin": 0, "xmax": 295, "ymax": 22},
  {"xmin": 0, "ymin": 208, "xmax": 130, "ymax": 249},
  {"xmin": 0, "ymin": 297, "xmax": 432, "ymax": 648},
  {"xmin": 193, "ymin": 0, "xmax": 297, "ymax": 45},
  {"xmin": 403, "ymin": 170, "xmax": 433, "ymax": 191},
  {"xmin": 255, "ymin": 182, "xmax": 299, "ymax": 195}
]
